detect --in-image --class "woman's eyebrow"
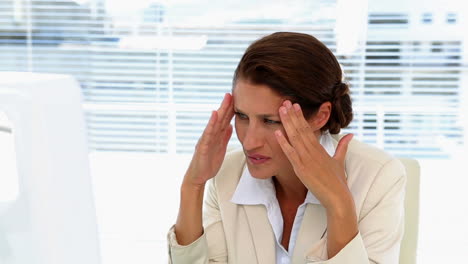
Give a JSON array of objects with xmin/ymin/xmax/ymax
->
[{"xmin": 234, "ymin": 107, "xmax": 279, "ymax": 118}]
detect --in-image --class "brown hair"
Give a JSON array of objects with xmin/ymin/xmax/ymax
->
[{"xmin": 233, "ymin": 32, "xmax": 353, "ymax": 134}]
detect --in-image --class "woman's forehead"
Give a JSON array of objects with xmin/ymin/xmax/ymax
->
[
  {"xmin": 233, "ymin": 81, "xmax": 284, "ymax": 101},
  {"xmin": 233, "ymin": 81, "xmax": 285, "ymax": 112}
]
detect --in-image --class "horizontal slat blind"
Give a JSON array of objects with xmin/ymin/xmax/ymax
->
[{"xmin": 0, "ymin": 0, "xmax": 465, "ymax": 158}]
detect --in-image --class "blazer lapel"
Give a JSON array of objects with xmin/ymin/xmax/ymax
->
[
  {"xmin": 291, "ymin": 203, "xmax": 328, "ymax": 263},
  {"xmin": 243, "ymin": 204, "xmax": 276, "ymax": 264}
]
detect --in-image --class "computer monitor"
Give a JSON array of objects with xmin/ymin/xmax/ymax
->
[{"xmin": 0, "ymin": 72, "xmax": 101, "ymax": 264}]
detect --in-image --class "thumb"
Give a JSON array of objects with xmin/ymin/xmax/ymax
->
[{"xmin": 333, "ymin": 133, "xmax": 353, "ymax": 164}]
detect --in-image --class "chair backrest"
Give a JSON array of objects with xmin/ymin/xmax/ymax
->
[{"xmin": 398, "ymin": 158, "xmax": 420, "ymax": 264}]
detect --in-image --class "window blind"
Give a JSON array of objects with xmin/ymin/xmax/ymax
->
[{"xmin": 0, "ymin": 0, "xmax": 466, "ymax": 158}]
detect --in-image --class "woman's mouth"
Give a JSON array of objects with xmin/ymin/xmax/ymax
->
[{"xmin": 247, "ymin": 154, "xmax": 271, "ymax": 165}]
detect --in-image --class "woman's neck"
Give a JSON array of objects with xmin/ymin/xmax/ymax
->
[{"xmin": 272, "ymin": 174, "xmax": 308, "ymax": 204}]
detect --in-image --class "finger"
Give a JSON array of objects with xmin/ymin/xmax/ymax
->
[
  {"xmin": 279, "ymin": 101, "xmax": 311, "ymax": 156},
  {"xmin": 217, "ymin": 93, "xmax": 230, "ymax": 112},
  {"xmin": 199, "ymin": 110, "xmax": 218, "ymax": 146},
  {"xmin": 220, "ymin": 96, "xmax": 235, "ymax": 129},
  {"xmin": 274, "ymin": 129, "xmax": 302, "ymax": 167},
  {"xmin": 292, "ymin": 103, "xmax": 318, "ymax": 142},
  {"xmin": 279, "ymin": 105, "xmax": 304, "ymax": 152},
  {"xmin": 211, "ymin": 93, "xmax": 232, "ymax": 135},
  {"xmin": 291, "ymin": 103, "xmax": 327, "ymax": 156},
  {"xmin": 222, "ymin": 124, "xmax": 233, "ymax": 147},
  {"xmin": 218, "ymin": 93, "xmax": 234, "ymax": 128},
  {"xmin": 333, "ymin": 133, "xmax": 353, "ymax": 164},
  {"xmin": 283, "ymin": 100, "xmax": 303, "ymax": 130},
  {"xmin": 211, "ymin": 94, "xmax": 228, "ymax": 132},
  {"xmin": 289, "ymin": 102, "xmax": 322, "ymax": 152}
]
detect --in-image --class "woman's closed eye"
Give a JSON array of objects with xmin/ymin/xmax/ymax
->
[
  {"xmin": 234, "ymin": 111, "xmax": 248, "ymax": 120},
  {"xmin": 264, "ymin": 118, "xmax": 282, "ymax": 125},
  {"xmin": 235, "ymin": 111, "xmax": 281, "ymax": 125}
]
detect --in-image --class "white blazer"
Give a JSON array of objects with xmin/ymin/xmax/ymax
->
[{"xmin": 168, "ymin": 134, "xmax": 407, "ymax": 263}]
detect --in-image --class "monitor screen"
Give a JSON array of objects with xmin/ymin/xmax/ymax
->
[{"xmin": 0, "ymin": 72, "xmax": 101, "ymax": 264}]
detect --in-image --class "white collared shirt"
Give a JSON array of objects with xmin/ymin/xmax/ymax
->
[{"xmin": 230, "ymin": 132, "xmax": 336, "ymax": 264}]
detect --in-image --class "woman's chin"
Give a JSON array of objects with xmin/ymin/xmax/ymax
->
[{"xmin": 247, "ymin": 165, "xmax": 273, "ymax": 179}]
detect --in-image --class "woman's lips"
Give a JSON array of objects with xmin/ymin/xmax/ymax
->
[{"xmin": 247, "ymin": 154, "xmax": 271, "ymax": 165}]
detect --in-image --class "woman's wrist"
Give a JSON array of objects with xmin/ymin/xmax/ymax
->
[
  {"xmin": 324, "ymin": 187, "xmax": 359, "ymax": 258},
  {"xmin": 325, "ymin": 187, "xmax": 356, "ymax": 218},
  {"xmin": 181, "ymin": 168, "xmax": 208, "ymax": 192},
  {"xmin": 181, "ymin": 180, "xmax": 206, "ymax": 194}
]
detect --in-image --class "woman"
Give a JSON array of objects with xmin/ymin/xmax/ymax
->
[{"xmin": 167, "ymin": 32, "xmax": 406, "ymax": 263}]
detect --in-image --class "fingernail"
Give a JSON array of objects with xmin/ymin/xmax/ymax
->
[
  {"xmin": 280, "ymin": 107, "xmax": 287, "ymax": 114},
  {"xmin": 293, "ymin": 104, "xmax": 300, "ymax": 111},
  {"xmin": 285, "ymin": 100, "xmax": 292, "ymax": 109}
]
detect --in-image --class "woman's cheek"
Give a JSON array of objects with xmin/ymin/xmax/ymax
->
[
  {"xmin": 234, "ymin": 120, "xmax": 245, "ymax": 141},
  {"xmin": 267, "ymin": 127, "xmax": 281, "ymax": 143}
]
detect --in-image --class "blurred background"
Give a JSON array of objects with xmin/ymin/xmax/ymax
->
[{"xmin": 1, "ymin": 0, "xmax": 467, "ymax": 263}]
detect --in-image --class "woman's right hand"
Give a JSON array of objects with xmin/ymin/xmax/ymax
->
[{"xmin": 183, "ymin": 93, "xmax": 235, "ymax": 188}]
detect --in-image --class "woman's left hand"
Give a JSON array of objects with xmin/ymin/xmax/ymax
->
[{"xmin": 274, "ymin": 100, "xmax": 354, "ymax": 210}]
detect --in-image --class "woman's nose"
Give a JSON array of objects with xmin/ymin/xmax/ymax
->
[{"xmin": 242, "ymin": 125, "xmax": 263, "ymax": 151}]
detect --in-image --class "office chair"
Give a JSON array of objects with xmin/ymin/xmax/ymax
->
[{"xmin": 398, "ymin": 158, "xmax": 420, "ymax": 264}]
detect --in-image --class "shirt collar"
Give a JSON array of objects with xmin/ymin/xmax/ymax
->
[{"xmin": 230, "ymin": 131, "xmax": 336, "ymax": 206}]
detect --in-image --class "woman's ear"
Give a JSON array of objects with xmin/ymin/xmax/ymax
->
[{"xmin": 309, "ymin": 102, "xmax": 331, "ymax": 130}]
